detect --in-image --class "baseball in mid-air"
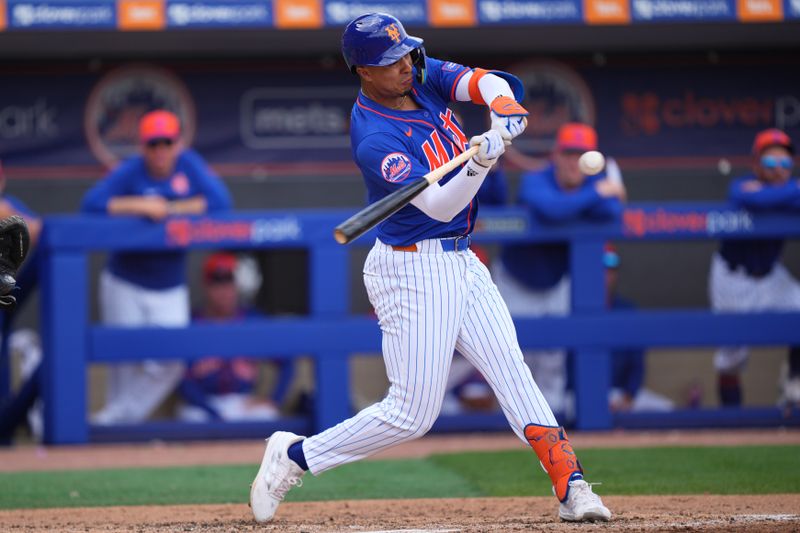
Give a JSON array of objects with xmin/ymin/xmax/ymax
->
[{"xmin": 578, "ymin": 150, "xmax": 605, "ymax": 175}]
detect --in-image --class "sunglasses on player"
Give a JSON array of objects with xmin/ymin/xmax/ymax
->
[
  {"xmin": 760, "ymin": 155, "xmax": 793, "ymax": 170},
  {"xmin": 145, "ymin": 138, "xmax": 175, "ymax": 149}
]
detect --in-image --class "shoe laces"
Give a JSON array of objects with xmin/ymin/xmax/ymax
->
[
  {"xmin": 568, "ymin": 479, "xmax": 603, "ymax": 507},
  {"xmin": 267, "ymin": 452, "xmax": 304, "ymax": 501},
  {"xmin": 272, "ymin": 474, "xmax": 303, "ymax": 501}
]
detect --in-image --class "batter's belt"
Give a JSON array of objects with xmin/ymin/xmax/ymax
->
[{"xmin": 391, "ymin": 235, "xmax": 471, "ymax": 253}]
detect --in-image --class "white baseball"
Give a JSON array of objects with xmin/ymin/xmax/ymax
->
[{"xmin": 578, "ymin": 150, "xmax": 605, "ymax": 175}]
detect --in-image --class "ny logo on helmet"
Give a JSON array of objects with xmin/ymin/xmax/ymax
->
[{"xmin": 386, "ymin": 23, "xmax": 401, "ymax": 42}]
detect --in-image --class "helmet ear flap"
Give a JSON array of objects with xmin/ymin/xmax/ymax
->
[{"xmin": 411, "ymin": 46, "xmax": 427, "ymax": 85}]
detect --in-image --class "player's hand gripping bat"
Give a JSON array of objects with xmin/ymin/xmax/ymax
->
[{"xmin": 333, "ymin": 145, "xmax": 480, "ymax": 245}]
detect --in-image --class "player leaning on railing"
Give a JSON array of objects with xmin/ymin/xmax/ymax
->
[{"xmin": 249, "ymin": 12, "xmax": 611, "ymax": 524}]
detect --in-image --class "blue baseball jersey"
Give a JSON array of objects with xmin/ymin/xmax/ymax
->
[
  {"xmin": 350, "ymin": 57, "xmax": 475, "ymax": 246},
  {"xmin": 499, "ymin": 162, "xmax": 622, "ymax": 290},
  {"xmin": 81, "ymin": 149, "xmax": 233, "ymax": 289},
  {"xmin": 718, "ymin": 173, "xmax": 800, "ymax": 277}
]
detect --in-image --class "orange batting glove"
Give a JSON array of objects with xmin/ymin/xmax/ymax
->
[{"xmin": 490, "ymin": 96, "xmax": 528, "ymax": 142}]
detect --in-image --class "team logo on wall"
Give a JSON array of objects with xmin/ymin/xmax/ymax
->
[
  {"xmin": 84, "ymin": 64, "xmax": 196, "ymax": 168},
  {"xmin": 381, "ymin": 152, "xmax": 412, "ymax": 182},
  {"xmin": 505, "ymin": 61, "xmax": 596, "ymax": 170}
]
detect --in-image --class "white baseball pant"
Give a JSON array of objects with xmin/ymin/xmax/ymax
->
[
  {"xmin": 302, "ymin": 238, "xmax": 558, "ymax": 474},
  {"xmin": 709, "ymin": 253, "xmax": 800, "ymax": 372},
  {"xmin": 92, "ymin": 270, "xmax": 189, "ymax": 425},
  {"xmin": 491, "ymin": 259, "xmax": 570, "ymax": 414}
]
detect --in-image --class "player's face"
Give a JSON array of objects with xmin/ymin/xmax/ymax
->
[
  {"xmin": 359, "ymin": 53, "xmax": 414, "ymax": 98},
  {"xmin": 553, "ymin": 149, "xmax": 585, "ymax": 190},
  {"xmin": 142, "ymin": 138, "xmax": 181, "ymax": 178},
  {"xmin": 756, "ymin": 145, "xmax": 793, "ymax": 185},
  {"xmin": 205, "ymin": 279, "xmax": 238, "ymax": 317}
]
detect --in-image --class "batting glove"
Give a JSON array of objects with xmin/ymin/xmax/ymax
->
[
  {"xmin": 490, "ymin": 96, "xmax": 529, "ymax": 141},
  {"xmin": 469, "ymin": 129, "xmax": 505, "ymax": 168}
]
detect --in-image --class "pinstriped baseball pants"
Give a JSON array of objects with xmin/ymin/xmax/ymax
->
[{"xmin": 302, "ymin": 238, "xmax": 558, "ymax": 474}]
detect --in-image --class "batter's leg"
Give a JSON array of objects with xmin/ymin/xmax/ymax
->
[
  {"xmin": 302, "ymin": 242, "xmax": 467, "ymax": 474},
  {"xmin": 455, "ymin": 251, "xmax": 558, "ymax": 437},
  {"xmin": 455, "ymin": 252, "xmax": 610, "ymax": 521}
]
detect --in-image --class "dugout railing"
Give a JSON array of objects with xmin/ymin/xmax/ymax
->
[{"xmin": 18, "ymin": 204, "xmax": 800, "ymax": 444}]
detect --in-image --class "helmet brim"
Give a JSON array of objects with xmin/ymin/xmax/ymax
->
[{"xmin": 368, "ymin": 36, "xmax": 424, "ymax": 67}]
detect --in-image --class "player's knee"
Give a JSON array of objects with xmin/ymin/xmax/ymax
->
[
  {"xmin": 411, "ymin": 416, "xmax": 436, "ymax": 436},
  {"xmin": 388, "ymin": 416, "xmax": 435, "ymax": 440}
]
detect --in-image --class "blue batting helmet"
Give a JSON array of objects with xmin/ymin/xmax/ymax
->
[{"xmin": 341, "ymin": 13, "xmax": 427, "ymax": 83}]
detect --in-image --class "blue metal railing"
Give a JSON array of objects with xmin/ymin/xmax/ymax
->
[{"xmin": 33, "ymin": 204, "xmax": 800, "ymax": 443}]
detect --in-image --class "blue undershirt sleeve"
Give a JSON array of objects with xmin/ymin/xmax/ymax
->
[
  {"xmin": 586, "ymin": 197, "xmax": 624, "ymax": 219},
  {"xmin": 521, "ymin": 178, "xmax": 603, "ymax": 222},
  {"xmin": 183, "ymin": 151, "xmax": 233, "ymax": 212},
  {"xmin": 80, "ymin": 163, "xmax": 135, "ymax": 213},
  {"xmin": 729, "ymin": 178, "xmax": 800, "ymax": 210}
]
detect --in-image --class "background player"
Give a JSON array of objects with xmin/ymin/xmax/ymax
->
[
  {"xmin": 177, "ymin": 252, "xmax": 293, "ymax": 422},
  {"xmin": 250, "ymin": 13, "xmax": 610, "ymax": 524},
  {"xmin": 82, "ymin": 110, "xmax": 232, "ymax": 425},
  {"xmin": 709, "ymin": 128, "xmax": 800, "ymax": 409}
]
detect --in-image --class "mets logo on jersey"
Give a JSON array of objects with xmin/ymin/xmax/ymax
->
[
  {"xmin": 171, "ymin": 172, "xmax": 190, "ymax": 195},
  {"xmin": 442, "ymin": 62, "xmax": 460, "ymax": 72},
  {"xmin": 381, "ymin": 152, "xmax": 412, "ymax": 182}
]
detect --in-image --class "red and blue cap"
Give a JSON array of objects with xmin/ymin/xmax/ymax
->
[
  {"xmin": 556, "ymin": 123, "xmax": 598, "ymax": 152},
  {"xmin": 203, "ymin": 253, "xmax": 237, "ymax": 283},
  {"xmin": 752, "ymin": 128, "xmax": 793, "ymax": 155},
  {"xmin": 139, "ymin": 110, "xmax": 181, "ymax": 144}
]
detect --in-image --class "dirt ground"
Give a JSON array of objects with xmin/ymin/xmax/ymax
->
[
  {"xmin": 1, "ymin": 429, "xmax": 799, "ymax": 532},
  {"xmin": 2, "ymin": 496, "xmax": 800, "ymax": 532}
]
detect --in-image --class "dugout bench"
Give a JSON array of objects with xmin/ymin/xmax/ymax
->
[{"xmin": 9, "ymin": 203, "xmax": 800, "ymax": 444}]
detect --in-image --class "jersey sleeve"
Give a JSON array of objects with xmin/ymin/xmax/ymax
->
[
  {"xmin": 518, "ymin": 168, "xmax": 604, "ymax": 222},
  {"xmin": 181, "ymin": 150, "xmax": 233, "ymax": 212},
  {"xmin": 423, "ymin": 56, "xmax": 471, "ymax": 103},
  {"xmin": 355, "ymin": 133, "xmax": 431, "ymax": 195},
  {"xmin": 729, "ymin": 176, "xmax": 800, "ymax": 210},
  {"xmin": 80, "ymin": 159, "xmax": 138, "ymax": 213}
]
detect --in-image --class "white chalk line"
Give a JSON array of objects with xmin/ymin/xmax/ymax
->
[
  {"xmin": 348, "ymin": 529, "xmax": 461, "ymax": 533},
  {"xmin": 345, "ymin": 515, "xmax": 800, "ymax": 532},
  {"xmin": 664, "ymin": 513, "xmax": 800, "ymax": 528}
]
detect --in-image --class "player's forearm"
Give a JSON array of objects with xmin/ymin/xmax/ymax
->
[
  {"xmin": 106, "ymin": 196, "xmax": 157, "ymax": 216},
  {"xmin": 169, "ymin": 196, "xmax": 207, "ymax": 215},
  {"xmin": 410, "ymin": 159, "xmax": 490, "ymax": 222},
  {"xmin": 525, "ymin": 187, "xmax": 600, "ymax": 222},
  {"xmin": 587, "ymin": 197, "xmax": 624, "ymax": 220},
  {"xmin": 731, "ymin": 183, "xmax": 800, "ymax": 209},
  {"xmin": 454, "ymin": 72, "xmax": 513, "ymax": 104}
]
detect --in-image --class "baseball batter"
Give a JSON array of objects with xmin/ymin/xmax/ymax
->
[
  {"xmin": 710, "ymin": 128, "xmax": 800, "ymax": 408},
  {"xmin": 251, "ymin": 13, "xmax": 610, "ymax": 523}
]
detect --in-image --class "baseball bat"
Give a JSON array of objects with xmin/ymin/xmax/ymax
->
[{"xmin": 334, "ymin": 145, "xmax": 480, "ymax": 245}]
